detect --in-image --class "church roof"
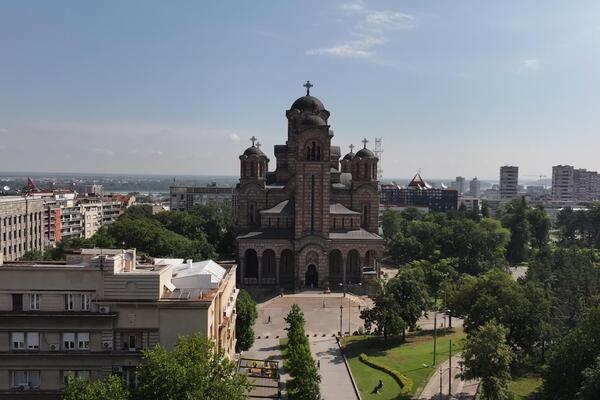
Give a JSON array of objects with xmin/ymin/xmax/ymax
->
[
  {"xmin": 291, "ymin": 95, "xmax": 325, "ymax": 113},
  {"xmin": 237, "ymin": 230, "xmax": 293, "ymax": 240},
  {"xmin": 407, "ymin": 173, "xmax": 432, "ymax": 189},
  {"xmin": 260, "ymin": 200, "xmax": 294, "ymax": 216},
  {"xmin": 330, "ymin": 203, "xmax": 360, "ymax": 215},
  {"xmin": 356, "ymin": 147, "xmax": 376, "ymax": 159},
  {"xmin": 243, "ymin": 145, "xmax": 265, "ymax": 157},
  {"xmin": 329, "ymin": 228, "xmax": 383, "ymax": 240},
  {"xmin": 330, "ymin": 146, "xmax": 341, "ymax": 157}
]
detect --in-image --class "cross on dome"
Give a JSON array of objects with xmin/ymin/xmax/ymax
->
[
  {"xmin": 349, "ymin": 144, "xmax": 355, "ymax": 153},
  {"xmin": 256, "ymin": 141, "xmax": 261, "ymax": 149},
  {"xmin": 250, "ymin": 136, "xmax": 257, "ymax": 147},
  {"xmin": 303, "ymin": 80, "xmax": 314, "ymax": 96},
  {"xmin": 362, "ymin": 138, "xmax": 369, "ymax": 148}
]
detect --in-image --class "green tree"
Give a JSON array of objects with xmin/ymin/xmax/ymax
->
[
  {"xmin": 235, "ymin": 289, "xmax": 257, "ymax": 352},
  {"xmin": 63, "ymin": 374, "xmax": 129, "ymax": 400},
  {"xmin": 527, "ymin": 205, "xmax": 550, "ymax": 249},
  {"xmin": 284, "ymin": 304, "xmax": 321, "ymax": 400},
  {"xmin": 498, "ymin": 198, "xmax": 531, "ymax": 264},
  {"xmin": 460, "ymin": 321, "xmax": 515, "ymax": 400},
  {"xmin": 136, "ymin": 333, "xmax": 249, "ymax": 400},
  {"xmin": 21, "ymin": 249, "xmax": 46, "ymax": 261},
  {"xmin": 481, "ymin": 200, "xmax": 490, "ymax": 218},
  {"xmin": 579, "ymin": 356, "xmax": 600, "ymax": 400}
]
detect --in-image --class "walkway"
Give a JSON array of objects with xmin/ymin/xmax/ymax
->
[
  {"xmin": 310, "ymin": 336, "xmax": 359, "ymax": 400},
  {"xmin": 416, "ymin": 355, "xmax": 479, "ymax": 400}
]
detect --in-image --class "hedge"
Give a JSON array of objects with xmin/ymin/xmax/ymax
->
[{"xmin": 358, "ymin": 353, "xmax": 413, "ymax": 394}]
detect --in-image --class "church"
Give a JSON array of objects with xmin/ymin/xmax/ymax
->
[{"xmin": 236, "ymin": 82, "xmax": 384, "ymax": 292}]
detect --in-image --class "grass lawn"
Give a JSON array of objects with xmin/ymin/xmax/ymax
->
[
  {"xmin": 509, "ymin": 366, "xmax": 543, "ymax": 399},
  {"xmin": 342, "ymin": 328, "xmax": 465, "ymax": 400}
]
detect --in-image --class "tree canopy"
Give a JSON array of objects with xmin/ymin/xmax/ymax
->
[{"xmin": 235, "ymin": 289, "xmax": 258, "ymax": 352}]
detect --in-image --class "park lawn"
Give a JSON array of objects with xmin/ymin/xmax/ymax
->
[
  {"xmin": 342, "ymin": 328, "xmax": 465, "ymax": 400},
  {"xmin": 509, "ymin": 367, "xmax": 543, "ymax": 399}
]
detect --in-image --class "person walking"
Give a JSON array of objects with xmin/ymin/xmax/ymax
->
[
  {"xmin": 317, "ymin": 359, "xmax": 320, "ymax": 369},
  {"xmin": 267, "ymin": 315, "xmax": 271, "ymax": 323}
]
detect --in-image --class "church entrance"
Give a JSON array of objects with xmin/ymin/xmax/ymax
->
[{"xmin": 305, "ymin": 264, "xmax": 319, "ymax": 288}]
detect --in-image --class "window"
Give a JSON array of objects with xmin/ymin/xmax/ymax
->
[
  {"xmin": 81, "ymin": 294, "xmax": 90, "ymax": 311},
  {"xmin": 11, "ymin": 370, "xmax": 40, "ymax": 389},
  {"xmin": 63, "ymin": 332, "xmax": 75, "ymax": 350},
  {"xmin": 64, "ymin": 294, "xmax": 75, "ymax": 310},
  {"xmin": 26, "ymin": 332, "xmax": 39, "ymax": 350},
  {"xmin": 77, "ymin": 332, "xmax": 90, "ymax": 350},
  {"xmin": 11, "ymin": 332, "xmax": 25, "ymax": 350},
  {"xmin": 128, "ymin": 334, "xmax": 137, "ymax": 350},
  {"xmin": 29, "ymin": 293, "xmax": 40, "ymax": 310}
]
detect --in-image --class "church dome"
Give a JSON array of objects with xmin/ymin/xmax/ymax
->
[
  {"xmin": 299, "ymin": 114, "xmax": 327, "ymax": 128},
  {"xmin": 356, "ymin": 148, "xmax": 376, "ymax": 159},
  {"xmin": 243, "ymin": 146, "xmax": 264, "ymax": 156},
  {"xmin": 343, "ymin": 151, "xmax": 355, "ymax": 161},
  {"xmin": 291, "ymin": 95, "xmax": 325, "ymax": 113}
]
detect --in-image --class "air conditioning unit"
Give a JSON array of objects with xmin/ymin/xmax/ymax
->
[
  {"xmin": 112, "ymin": 366, "xmax": 123, "ymax": 373},
  {"xmin": 102, "ymin": 341, "xmax": 113, "ymax": 350},
  {"xmin": 49, "ymin": 343, "xmax": 60, "ymax": 351},
  {"xmin": 98, "ymin": 306, "xmax": 110, "ymax": 314}
]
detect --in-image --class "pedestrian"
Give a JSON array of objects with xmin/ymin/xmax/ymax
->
[
  {"xmin": 267, "ymin": 315, "xmax": 271, "ymax": 323},
  {"xmin": 317, "ymin": 359, "xmax": 320, "ymax": 369}
]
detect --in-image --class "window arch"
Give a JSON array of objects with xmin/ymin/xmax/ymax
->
[{"xmin": 306, "ymin": 141, "xmax": 322, "ymax": 161}]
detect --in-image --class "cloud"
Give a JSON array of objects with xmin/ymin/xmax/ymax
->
[
  {"xmin": 229, "ymin": 133, "xmax": 241, "ymax": 142},
  {"xmin": 92, "ymin": 147, "xmax": 115, "ymax": 156},
  {"xmin": 0, "ymin": 128, "xmax": 8, "ymax": 134},
  {"xmin": 519, "ymin": 59, "xmax": 540, "ymax": 71},
  {"xmin": 307, "ymin": 36, "xmax": 386, "ymax": 58},
  {"xmin": 307, "ymin": 3, "xmax": 414, "ymax": 59},
  {"xmin": 149, "ymin": 149, "xmax": 164, "ymax": 156}
]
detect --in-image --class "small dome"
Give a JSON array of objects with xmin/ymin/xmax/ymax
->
[
  {"xmin": 356, "ymin": 148, "xmax": 376, "ymax": 159},
  {"xmin": 343, "ymin": 152, "xmax": 355, "ymax": 161},
  {"xmin": 300, "ymin": 114, "xmax": 327, "ymax": 128},
  {"xmin": 243, "ymin": 146, "xmax": 264, "ymax": 156},
  {"xmin": 291, "ymin": 95, "xmax": 325, "ymax": 113}
]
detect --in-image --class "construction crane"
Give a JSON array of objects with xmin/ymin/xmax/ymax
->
[{"xmin": 523, "ymin": 174, "xmax": 548, "ymax": 187}]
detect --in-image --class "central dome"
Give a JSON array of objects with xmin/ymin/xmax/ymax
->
[{"xmin": 291, "ymin": 95, "xmax": 325, "ymax": 113}]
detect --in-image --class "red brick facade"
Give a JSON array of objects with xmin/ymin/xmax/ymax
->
[{"xmin": 236, "ymin": 91, "xmax": 383, "ymax": 291}]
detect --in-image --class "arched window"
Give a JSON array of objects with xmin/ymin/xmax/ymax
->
[
  {"xmin": 248, "ymin": 202, "xmax": 256, "ymax": 225},
  {"xmin": 362, "ymin": 204, "xmax": 369, "ymax": 228},
  {"xmin": 306, "ymin": 141, "xmax": 322, "ymax": 161}
]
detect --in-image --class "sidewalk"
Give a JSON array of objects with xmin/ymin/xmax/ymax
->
[
  {"xmin": 415, "ymin": 354, "xmax": 478, "ymax": 400},
  {"xmin": 310, "ymin": 336, "xmax": 359, "ymax": 400}
]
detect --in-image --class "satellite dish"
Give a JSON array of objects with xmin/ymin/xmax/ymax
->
[{"xmin": 3, "ymin": 186, "xmax": 9, "ymax": 191}]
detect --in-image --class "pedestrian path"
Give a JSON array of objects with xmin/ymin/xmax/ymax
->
[
  {"xmin": 310, "ymin": 337, "xmax": 359, "ymax": 400},
  {"xmin": 415, "ymin": 354, "xmax": 478, "ymax": 400}
]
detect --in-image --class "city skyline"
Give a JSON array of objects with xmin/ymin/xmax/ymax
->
[{"xmin": 2, "ymin": 1, "xmax": 600, "ymax": 179}]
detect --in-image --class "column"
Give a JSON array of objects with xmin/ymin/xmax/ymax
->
[
  {"xmin": 275, "ymin": 256, "xmax": 280, "ymax": 285},
  {"xmin": 257, "ymin": 255, "xmax": 262, "ymax": 286},
  {"xmin": 239, "ymin": 252, "xmax": 244, "ymax": 285},
  {"xmin": 342, "ymin": 254, "xmax": 347, "ymax": 286}
]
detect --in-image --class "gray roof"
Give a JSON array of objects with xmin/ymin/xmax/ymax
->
[
  {"xmin": 291, "ymin": 95, "xmax": 325, "ymax": 113},
  {"xmin": 356, "ymin": 147, "xmax": 376, "ymax": 159},
  {"xmin": 260, "ymin": 200, "xmax": 294, "ymax": 216},
  {"xmin": 237, "ymin": 230, "xmax": 293, "ymax": 240},
  {"xmin": 330, "ymin": 146, "xmax": 341, "ymax": 157},
  {"xmin": 329, "ymin": 229, "xmax": 383, "ymax": 240},
  {"xmin": 330, "ymin": 203, "xmax": 360, "ymax": 215}
]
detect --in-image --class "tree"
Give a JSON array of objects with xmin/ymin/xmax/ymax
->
[
  {"xmin": 63, "ymin": 374, "xmax": 129, "ymax": 400},
  {"xmin": 235, "ymin": 289, "xmax": 257, "ymax": 352},
  {"xmin": 361, "ymin": 268, "xmax": 429, "ymax": 340},
  {"xmin": 460, "ymin": 321, "xmax": 515, "ymax": 400},
  {"xmin": 136, "ymin": 333, "xmax": 249, "ymax": 400},
  {"xmin": 481, "ymin": 200, "xmax": 490, "ymax": 218},
  {"xmin": 284, "ymin": 304, "xmax": 321, "ymax": 400},
  {"xmin": 451, "ymin": 269, "xmax": 549, "ymax": 356},
  {"xmin": 579, "ymin": 356, "xmax": 600, "ymax": 400},
  {"xmin": 498, "ymin": 198, "xmax": 531, "ymax": 264},
  {"xmin": 527, "ymin": 206, "xmax": 550, "ymax": 249}
]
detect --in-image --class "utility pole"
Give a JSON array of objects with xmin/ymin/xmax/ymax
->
[
  {"xmin": 348, "ymin": 296, "xmax": 351, "ymax": 335},
  {"xmin": 339, "ymin": 297, "xmax": 343, "ymax": 337},
  {"xmin": 439, "ymin": 366, "xmax": 443, "ymax": 396},
  {"xmin": 448, "ymin": 339, "xmax": 452, "ymax": 396},
  {"xmin": 432, "ymin": 309, "xmax": 438, "ymax": 365}
]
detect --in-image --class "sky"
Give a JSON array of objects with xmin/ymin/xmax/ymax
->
[{"xmin": 1, "ymin": 1, "xmax": 599, "ymax": 180}]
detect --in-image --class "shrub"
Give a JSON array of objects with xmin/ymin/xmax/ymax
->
[{"xmin": 359, "ymin": 353, "xmax": 413, "ymax": 394}]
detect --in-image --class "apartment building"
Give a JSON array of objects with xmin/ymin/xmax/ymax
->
[
  {"xmin": 500, "ymin": 166, "xmax": 519, "ymax": 201},
  {"xmin": 0, "ymin": 197, "xmax": 44, "ymax": 263},
  {"xmin": 170, "ymin": 183, "xmax": 237, "ymax": 211},
  {"xmin": 551, "ymin": 165, "xmax": 600, "ymax": 202},
  {"xmin": 0, "ymin": 249, "xmax": 238, "ymax": 399}
]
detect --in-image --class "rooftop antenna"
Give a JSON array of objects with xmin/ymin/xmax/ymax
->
[{"xmin": 374, "ymin": 137, "xmax": 383, "ymax": 179}]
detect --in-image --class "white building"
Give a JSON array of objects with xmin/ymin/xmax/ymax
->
[{"xmin": 469, "ymin": 177, "xmax": 481, "ymax": 198}]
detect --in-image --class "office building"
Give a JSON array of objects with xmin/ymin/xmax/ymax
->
[
  {"xmin": 170, "ymin": 183, "xmax": 237, "ymax": 212},
  {"xmin": 469, "ymin": 177, "xmax": 481, "ymax": 198},
  {"xmin": 0, "ymin": 197, "xmax": 44, "ymax": 263}
]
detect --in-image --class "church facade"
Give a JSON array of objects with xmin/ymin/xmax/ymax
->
[{"xmin": 236, "ymin": 83, "xmax": 384, "ymax": 291}]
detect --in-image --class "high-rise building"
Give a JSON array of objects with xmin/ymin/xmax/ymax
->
[
  {"xmin": 551, "ymin": 165, "xmax": 600, "ymax": 202},
  {"xmin": 551, "ymin": 165, "xmax": 574, "ymax": 201},
  {"xmin": 500, "ymin": 166, "xmax": 519, "ymax": 200},
  {"xmin": 469, "ymin": 177, "xmax": 481, "ymax": 198},
  {"xmin": 0, "ymin": 197, "xmax": 44, "ymax": 263},
  {"xmin": 453, "ymin": 176, "xmax": 466, "ymax": 195},
  {"xmin": 0, "ymin": 249, "xmax": 238, "ymax": 397}
]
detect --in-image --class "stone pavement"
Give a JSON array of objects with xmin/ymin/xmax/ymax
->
[
  {"xmin": 310, "ymin": 336, "xmax": 359, "ymax": 400},
  {"xmin": 415, "ymin": 355, "xmax": 479, "ymax": 400}
]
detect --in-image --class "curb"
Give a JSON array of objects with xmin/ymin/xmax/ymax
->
[{"xmin": 336, "ymin": 337, "xmax": 362, "ymax": 400}]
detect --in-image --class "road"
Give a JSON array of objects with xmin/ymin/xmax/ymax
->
[
  {"xmin": 310, "ymin": 337, "xmax": 359, "ymax": 400},
  {"xmin": 416, "ymin": 355, "xmax": 479, "ymax": 400}
]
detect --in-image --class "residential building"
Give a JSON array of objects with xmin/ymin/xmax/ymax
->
[
  {"xmin": 236, "ymin": 86, "xmax": 384, "ymax": 292},
  {"xmin": 469, "ymin": 177, "xmax": 481, "ymax": 198},
  {"xmin": 380, "ymin": 174, "xmax": 459, "ymax": 213},
  {"xmin": 451, "ymin": 176, "xmax": 466, "ymax": 195},
  {"xmin": 500, "ymin": 165, "xmax": 519, "ymax": 200},
  {"xmin": 551, "ymin": 165, "xmax": 574, "ymax": 201},
  {"xmin": 170, "ymin": 183, "xmax": 237, "ymax": 211},
  {"xmin": 0, "ymin": 249, "xmax": 238, "ymax": 399},
  {"xmin": 0, "ymin": 197, "xmax": 44, "ymax": 263}
]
